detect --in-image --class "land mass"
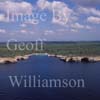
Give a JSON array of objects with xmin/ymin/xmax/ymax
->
[
  {"xmin": 0, "ymin": 53, "xmax": 100, "ymax": 64},
  {"xmin": 0, "ymin": 41, "xmax": 100, "ymax": 64}
]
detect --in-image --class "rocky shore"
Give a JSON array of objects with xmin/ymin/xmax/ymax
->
[
  {"xmin": 0, "ymin": 53, "xmax": 49, "ymax": 64},
  {"xmin": 47, "ymin": 54, "xmax": 100, "ymax": 63},
  {"xmin": 0, "ymin": 53, "xmax": 100, "ymax": 64},
  {"xmin": 0, "ymin": 55, "xmax": 31, "ymax": 64}
]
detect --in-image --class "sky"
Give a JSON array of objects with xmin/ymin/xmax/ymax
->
[{"xmin": 0, "ymin": 0, "xmax": 100, "ymax": 41}]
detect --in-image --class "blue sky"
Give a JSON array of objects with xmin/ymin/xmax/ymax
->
[{"xmin": 0, "ymin": 0, "xmax": 100, "ymax": 41}]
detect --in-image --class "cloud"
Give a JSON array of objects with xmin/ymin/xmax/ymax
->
[
  {"xmin": 71, "ymin": 23, "xmax": 84, "ymax": 29},
  {"xmin": 20, "ymin": 29, "xmax": 35, "ymax": 35},
  {"xmin": 0, "ymin": 29, "xmax": 6, "ymax": 33},
  {"xmin": 20, "ymin": 23, "xmax": 27, "ymax": 28},
  {"xmin": 72, "ymin": 0, "xmax": 100, "ymax": 7},
  {"xmin": 37, "ymin": 0, "xmax": 51, "ymax": 10},
  {"xmin": 44, "ymin": 30, "xmax": 54, "ymax": 36},
  {"xmin": 87, "ymin": 16, "xmax": 100, "ymax": 24},
  {"xmin": 20, "ymin": 29, "xmax": 27, "ymax": 33},
  {"xmin": 0, "ymin": 1, "xmax": 33, "ymax": 14},
  {"xmin": 37, "ymin": 0, "xmax": 73, "ymax": 25},
  {"xmin": 85, "ymin": 25, "xmax": 91, "ymax": 29},
  {"xmin": 0, "ymin": 1, "xmax": 33, "ymax": 23},
  {"xmin": 71, "ymin": 23, "xmax": 91, "ymax": 30},
  {"xmin": 0, "ymin": 14, "xmax": 6, "ymax": 22},
  {"xmin": 78, "ymin": 6, "xmax": 100, "ymax": 16},
  {"xmin": 71, "ymin": 29, "xmax": 78, "ymax": 33}
]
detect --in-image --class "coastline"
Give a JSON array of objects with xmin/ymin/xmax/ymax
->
[
  {"xmin": 47, "ymin": 54, "xmax": 100, "ymax": 63},
  {"xmin": 0, "ymin": 53, "xmax": 48, "ymax": 64},
  {"xmin": 0, "ymin": 54, "xmax": 32, "ymax": 64},
  {"xmin": 0, "ymin": 53, "xmax": 100, "ymax": 64}
]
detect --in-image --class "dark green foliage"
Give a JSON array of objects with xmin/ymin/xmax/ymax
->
[
  {"xmin": 43, "ymin": 42, "xmax": 100, "ymax": 56},
  {"xmin": 0, "ymin": 42, "xmax": 100, "ymax": 57}
]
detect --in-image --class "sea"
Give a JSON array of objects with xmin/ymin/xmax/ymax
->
[{"xmin": 0, "ymin": 55, "xmax": 100, "ymax": 100}]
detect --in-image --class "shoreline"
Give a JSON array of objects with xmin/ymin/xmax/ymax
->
[
  {"xmin": 0, "ymin": 54, "xmax": 33, "ymax": 64},
  {"xmin": 0, "ymin": 53, "xmax": 48, "ymax": 64},
  {"xmin": 0, "ymin": 53, "xmax": 100, "ymax": 64},
  {"xmin": 47, "ymin": 54, "xmax": 100, "ymax": 63}
]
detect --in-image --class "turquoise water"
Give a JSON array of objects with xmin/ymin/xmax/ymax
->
[{"xmin": 0, "ymin": 55, "xmax": 100, "ymax": 100}]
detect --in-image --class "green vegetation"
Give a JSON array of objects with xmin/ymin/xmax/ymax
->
[
  {"xmin": 43, "ymin": 42, "xmax": 100, "ymax": 56},
  {"xmin": 0, "ymin": 42, "xmax": 100, "ymax": 57},
  {"xmin": 0, "ymin": 44, "xmax": 33, "ymax": 57}
]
